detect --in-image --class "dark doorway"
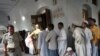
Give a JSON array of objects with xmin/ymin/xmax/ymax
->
[
  {"xmin": 92, "ymin": 0, "xmax": 97, "ymax": 6},
  {"xmin": 31, "ymin": 9, "xmax": 52, "ymax": 28},
  {"xmin": 98, "ymin": 12, "xmax": 100, "ymax": 26}
]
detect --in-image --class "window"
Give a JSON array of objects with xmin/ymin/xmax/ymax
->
[{"xmin": 92, "ymin": 0, "xmax": 97, "ymax": 6}]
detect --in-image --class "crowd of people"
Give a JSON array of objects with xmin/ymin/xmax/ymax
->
[{"xmin": 2, "ymin": 17, "xmax": 100, "ymax": 56}]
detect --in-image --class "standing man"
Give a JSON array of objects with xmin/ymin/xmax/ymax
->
[
  {"xmin": 3, "ymin": 25, "xmax": 23, "ymax": 56},
  {"xmin": 28, "ymin": 24, "xmax": 41, "ymax": 55},
  {"xmin": 46, "ymin": 24, "xmax": 58, "ymax": 56},
  {"xmin": 87, "ymin": 18, "xmax": 100, "ymax": 56},
  {"xmin": 72, "ymin": 24, "xmax": 86, "ymax": 56},
  {"xmin": 37, "ymin": 25, "xmax": 48, "ymax": 56},
  {"xmin": 58, "ymin": 22, "xmax": 67, "ymax": 56},
  {"xmin": 82, "ymin": 20, "xmax": 93, "ymax": 56}
]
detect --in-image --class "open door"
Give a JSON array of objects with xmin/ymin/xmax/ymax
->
[{"xmin": 31, "ymin": 9, "xmax": 52, "ymax": 28}]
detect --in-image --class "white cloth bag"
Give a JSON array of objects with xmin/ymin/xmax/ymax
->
[{"xmin": 25, "ymin": 35, "xmax": 34, "ymax": 54}]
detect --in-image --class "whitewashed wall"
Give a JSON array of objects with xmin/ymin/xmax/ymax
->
[
  {"xmin": 8, "ymin": 0, "xmax": 100, "ymax": 31},
  {"xmin": 0, "ymin": 11, "xmax": 8, "ymax": 26}
]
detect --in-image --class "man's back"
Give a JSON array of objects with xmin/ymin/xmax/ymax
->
[{"xmin": 46, "ymin": 30, "xmax": 57, "ymax": 50}]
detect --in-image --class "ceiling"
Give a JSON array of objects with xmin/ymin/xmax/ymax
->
[{"xmin": 0, "ymin": 0, "xmax": 19, "ymax": 14}]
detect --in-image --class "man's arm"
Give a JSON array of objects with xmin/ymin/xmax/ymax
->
[
  {"xmin": 45, "ymin": 32, "xmax": 51, "ymax": 43},
  {"xmin": 3, "ymin": 34, "xmax": 8, "ymax": 56},
  {"xmin": 4, "ymin": 43, "xmax": 8, "ymax": 56}
]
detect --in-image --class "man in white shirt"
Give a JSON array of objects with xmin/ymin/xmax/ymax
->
[
  {"xmin": 58, "ymin": 22, "xmax": 67, "ymax": 56},
  {"xmin": 46, "ymin": 24, "xmax": 58, "ymax": 56},
  {"xmin": 37, "ymin": 25, "xmax": 48, "ymax": 56},
  {"xmin": 72, "ymin": 24, "xmax": 86, "ymax": 56},
  {"xmin": 82, "ymin": 20, "xmax": 93, "ymax": 56}
]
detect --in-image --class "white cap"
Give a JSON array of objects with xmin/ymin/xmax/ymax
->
[
  {"xmin": 83, "ymin": 20, "xmax": 88, "ymax": 24},
  {"xmin": 67, "ymin": 47, "xmax": 72, "ymax": 51}
]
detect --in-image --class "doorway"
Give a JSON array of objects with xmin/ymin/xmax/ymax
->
[
  {"xmin": 31, "ymin": 9, "xmax": 52, "ymax": 28},
  {"xmin": 98, "ymin": 11, "xmax": 100, "ymax": 26}
]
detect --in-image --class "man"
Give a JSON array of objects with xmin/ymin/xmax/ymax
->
[
  {"xmin": 82, "ymin": 20, "xmax": 93, "ymax": 56},
  {"xmin": 28, "ymin": 24, "xmax": 41, "ymax": 55},
  {"xmin": 57, "ymin": 22, "xmax": 67, "ymax": 56},
  {"xmin": 46, "ymin": 24, "xmax": 58, "ymax": 56},
  {"xmin": 72, "ymin": 24, "xmax": 86, "ymax": 56},
  {"xmin": 87, "ymin": 18, "xmax": 100, "ymax": 56},
  {"xmin": 3, "ymin": 25, "xmax": 23, "ymax": 56},
  {"xmin": 37, "ymin": 25, "xmax": 48, "ymax": 56}
]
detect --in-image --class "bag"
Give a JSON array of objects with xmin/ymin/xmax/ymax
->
[{"xmin": 8, "ymin": 48, "xmax": 15, "ymax": 52}]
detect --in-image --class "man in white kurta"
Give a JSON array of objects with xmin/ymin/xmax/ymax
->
[
  {"xmin": 73, "ymin": 27, "xmax": 86, "ymax": 56},
  {"xmin": 38, "ymin": 29, "xmax": 48, "ymax": 56},
  {"xmin": 58, "ymin": 22, "xmax": 67, "ymax": 56},
  {"xmin": 82, "ymin": 21, "xmax": 93, "ymax": 56}
]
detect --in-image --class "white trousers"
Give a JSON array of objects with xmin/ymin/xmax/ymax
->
[
  {"xmin": 58, "ymin": 41, "xmax": 67, "ymax": 56},
  {"xmin": 86, "ymin": 42, "xmax": 92, "ymax": 56},
  {"xmin": 75, "ymin": 43, "xmax": 86, "ymax": 56}
]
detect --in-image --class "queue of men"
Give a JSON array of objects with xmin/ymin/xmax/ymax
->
[{"xmin": 2, "ymin": 17, "xmax": 100, "ymax": 56}]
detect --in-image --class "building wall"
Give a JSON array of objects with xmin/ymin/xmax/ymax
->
[
  {"xmin": 8, "ymin": 0, "xmax": 100, "ymax": 31},
  {"xmin": 0, "ymin": 11, "xmax": 8, "ymax": 26}
]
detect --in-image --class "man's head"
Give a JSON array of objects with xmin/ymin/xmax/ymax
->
[
  {"xmin": 7, "ymin": 25, "xmax": 14, "ymax": 35},
  {"xmin": 58, "ymin": 22, "xmax": 64, "ymax": 30},
  {"xmin": 87, "ymin": 18, "xmax": 96, "ymax": 26},
  {"xmin": 40, "ymin": 24, "xmax": 45, "ymax": 30},
  {"xmin": 82, "ymin": 20, "xmax": 88, "ymax": 28},
  {"xmin": 35, "ymin": 24, "xmax": 40, "ymax": 29},
  {"xmin": 47, "ymin": 24, "xmax": 54, "ymax": 31}
]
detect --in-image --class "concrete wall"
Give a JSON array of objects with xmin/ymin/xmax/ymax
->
[{"xmin": 8, "ymin": 0, "xmax": 100, "ymax": 31}]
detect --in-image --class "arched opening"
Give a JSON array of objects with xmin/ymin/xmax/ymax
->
[
  {"xmin": 82, "ymin": 4, "xmax": 92, "ymax": 20},
  {"xmin": 31, "ymin": 7, "xmax": 52, "ymax": 28}
]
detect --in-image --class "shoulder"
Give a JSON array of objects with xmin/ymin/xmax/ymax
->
[
  {"xmin": 51, "ymin": 30, "xmax": 56, "ymax": 34},
  {"xmin": 13, "ymin": 32, "xmax": 21, "ymax": 37},
  {"xmin": 48, "ymin": 30, "xmax": 56, "ymax": 35},
  {"xmin": 85, "ymin": 28, "xmax": 91, "ymax": 31},
  {"xmin": 14, "ymin": 32, "xmax": 20, "ymax": 35},
  {"xmin": 3, "ymin": 33, "xmax": 8, "ymax": 37},
  {"xmin": 74, "ymin": 27, "xmax": 81, "ymax": 32}
]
